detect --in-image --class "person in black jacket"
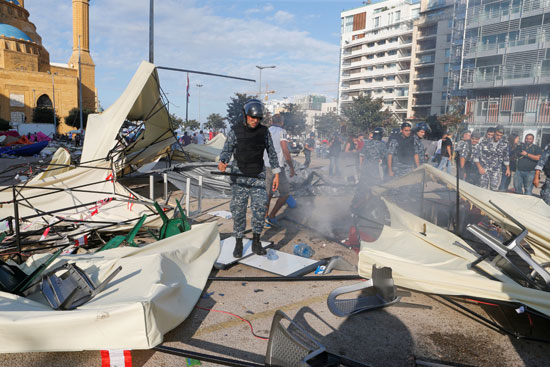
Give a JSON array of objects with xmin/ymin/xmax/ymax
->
[{"xmin": 387, "ymin": 122, "xmax": 418, "ymax": 177}]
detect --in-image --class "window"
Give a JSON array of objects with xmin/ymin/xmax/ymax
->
[
  {"xmin": 443, "ymin": 77, "xmax": 448, "ymax": 86},
  {"xmin": 442, "ymin": 92, "xmax": 448, "ymax": 100},
  {"xmin": 367, "ymin": 42, "xmax": 375, "ymax": 48},
  {"xmin": 375, "ymin": 77, "xmax": 383, "ymax": 81},
  {"xmin": 377, "ymin": 52, "xmax": 385, "ymax": 58},
  {"xmin": 367, "ymin": 54, "xmax": 374, "ymax": 60},
  {"xmin": 513, "ymin": 97, "xmax": 525, "ymax": 113},
  {"xmin": 387, "ymin": 63, "xmax": 397, "ymax": 68},
  {"xmin": 412, "ymin": 8, "xmax": 420, "ymax": 18},
  {"xmin": 344, "ymin": 16, "xmax": 354, "ymax": 33},
  {"xmin": 447, "ymin": 34, "xmax": 452, "ymax": 42},
  {"xmin": 388, "ymin": 50, "xmax": 397, "ymax": 55},
  {"xmin": 445, "ymin": 48, "xmax": 450, "ymax": 57},
  {"xmin": 374, "ymin": 16, "xmax": 380, "ymax": 28},
  {"xmin": 444, "ymin": 63, "xmax": 450, "ymax": 72},
  {"xmin": 366, "ymin": 66, "xmax": 374, "ymax": 70},
  {"xmin": 378, "ymin": 40, "xmax": 386, "ymax": 45},
  {"xmin": 395, "ymin": 11, "xmax": 401, "ymax": 22},
  {"xmin": 476, "ymin": 101, "xmax": 488, "ymax": 117},
  {"xmin": 387, "ymin": 75, "xmax": 395, "ymax": 81},
  {"xmin": 386, "ymin": 88, "xmax": 394, "ymax": 93},
  {"xmin": 376, "ymin": 65, "xmax": 385, "ymax": 70},
  {"xmin": 365, "ymin": 78, "xmax": 373, "ymax": 82}
]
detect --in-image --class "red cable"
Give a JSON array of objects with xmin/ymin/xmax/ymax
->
[
  {"xmin": 465, "ymin": 298, "xmax": 498, "ymax": 307},
  {"xmin": 195, "ymin": 305, "xmax": 269, "ymax": 341}
]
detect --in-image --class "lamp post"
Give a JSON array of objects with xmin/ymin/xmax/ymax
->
[
  {"xmin": 149, "ymin": 0, "xmax": 154, "ymax": 63},
  {"xmin": 196, "ymin": 83, "xmax": 203, "ymax": 128},
  {"xmin": 48, "ymin": 71, "xmax": 58, "ymax": 128},
  {"xmin": 255, "ymin": 65, "xmax": 276, "ymax": 98}
]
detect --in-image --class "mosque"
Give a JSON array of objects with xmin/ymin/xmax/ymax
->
[{"xmin": 0, "ymin": 0, "xmax": 95, "ymax": 133}]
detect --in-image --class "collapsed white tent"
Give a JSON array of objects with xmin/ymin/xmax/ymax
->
[
  {"xmin": 0, "ymin": 61, "xmax": 183, "ymax": 230},
  {"xmin": 359, "ymin": 201, "xmax": 550, "ymax": 316},
  {"xmin": 360, "ymin": 165, "xmax": 550, "ymax": 316},
  {"xmin": 81, "ymin": 61, "xmax": 176, "ymax": 170},
  {"xmin": 0, "ymin": 222, "xmax": 220, "ymax": 352},
  {"xmin": 176, "ymin": 133, "xmax": 226, "ymax": 162}
]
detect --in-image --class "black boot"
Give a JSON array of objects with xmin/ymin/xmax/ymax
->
[
  {"xmin": 252, "ymin": 233, "xmax": 266, "ymax": 255},
  {"xmin": 233, "ymin": 237, "xmax": 243, "ymax": 258}
]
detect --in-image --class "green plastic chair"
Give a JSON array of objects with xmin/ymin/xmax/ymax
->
[
  {"xmin": 149, "ymin": 201, "xmax": 191, "ymax": 240},
  {"xmin": 98, "ymin": 214, "xmax": 148, "ymax": 252}
]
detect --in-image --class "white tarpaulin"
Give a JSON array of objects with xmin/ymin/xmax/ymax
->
[
  {"xmin": 359, "ymin": 200, "xmax": 550, "ymax": 316},
  {"xmin": 0, "ymin": 222, "xmax": 220, "ymax": 352},
  {"xmin": 81, "ymin": 61, "xmax": 176, "ymax": 169},
  {"xmin": 180, "ymin": 133, "xmax": 226, "ymax": 162}
]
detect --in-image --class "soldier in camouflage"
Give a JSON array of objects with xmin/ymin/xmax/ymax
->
[
  {"xmin": 352, "ymin": 127, "xmax": 387, "ymax": 212},
  {"xmin": 455, "ymin": 130, "xmax": 476, "ymax": 184},
  {"xmin": 387, "ymin": 122, "xmax": 419, "ymax": 178},
  {"xmin": 534, "ymin": 143, "xmax": 550, "ymax": 205},
  {"xmin": 413, "ymin": 122, "xmax": 430, "ymax": 166},
  {"xmin": 218, "ymin": 99, "xmax": 281, "ymax": 257},
  {"xmin": 473, "ymin": 127, "xmax": 510, "ymax": 191}
]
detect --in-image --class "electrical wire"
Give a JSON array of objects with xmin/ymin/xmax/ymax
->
[{"xmin": 194, "ymin": 305, "xmax": 269, "ymax": 341}]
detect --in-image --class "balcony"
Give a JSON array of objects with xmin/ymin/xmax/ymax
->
[
  {"xmin": 466, "ymin": 4, "xmax": 521, "ymax": 27},
  {"xmin": 416, "ymin": 55, "xmax": 435, "ymax": 65},
  {"xmin": 461, "ymin": 64, "xmax": 544, "ymax": 88}
]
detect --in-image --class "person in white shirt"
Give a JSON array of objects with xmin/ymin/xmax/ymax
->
[
  {"xmin": 263, "ymin": 114, "xmax": 295, "ymax": 228},
  {"xmin": 196, "ymin": 130, "xmax": 205, "ymax": 145}
]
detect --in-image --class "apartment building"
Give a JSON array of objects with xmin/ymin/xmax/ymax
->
[
  {"xmin": 339, "ymin": 0, "xmax": 421, "ymax": 123},
  {"xmin": 410, "ymin": 0, "xmax": 466, "ymax": 119},
  {"xmin": 461, "ymin": 0, "xmax": 550, "ymax": 145}
]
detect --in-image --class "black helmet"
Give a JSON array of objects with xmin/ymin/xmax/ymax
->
[
  {"xmin": 243, "ymin": 99, "xmax": 264, "ymax": 121},
  {"xmin": 372, "ymin": 127, "xmax": 384, "ymax": 140},
  {"xmin": 414, "ymin": 122, "xmax": 431, "ymax": 134}
]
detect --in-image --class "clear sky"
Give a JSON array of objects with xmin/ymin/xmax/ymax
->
[{"xmin": 26, "ymin": 0, "xmax": 366, "ymax": 124}]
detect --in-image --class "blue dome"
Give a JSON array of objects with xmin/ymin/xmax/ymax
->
[
  {"xmin": 6, "ymin": 1, "xmax": 20, "ymax": 5},
  {"xmin": 0, "ymin": 24, "xmax": 32, "ymax": 42}
]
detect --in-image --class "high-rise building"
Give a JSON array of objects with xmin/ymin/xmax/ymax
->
[
  {"xmin": 410, "ymin": 0, "xmax": 466, "ymax": 120},
  {"xmin": 461, "ymin": 0, "xmax": 550, "ymax": 145},
  {"xmin": 339, "ymin": 0, "xmax": 421, "ymax": 123},
  {"xmin": 0, "ymin": 0, "xmax": 96, "ymax": 132}
]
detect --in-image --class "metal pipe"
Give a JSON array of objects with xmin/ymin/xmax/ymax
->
[
  {"xmin": 157, "ymin": 66, "xmax": 255, "ymax": 83},
  {"xmin": 12, "ymin": 186, "xmax": 22, "ymax": 263},
  {"xmin": 186, "ymin": 177, "xmax": 191, "ymax": 216},
  {"xmin": 208, "ymin": 275, "xmax": 362, "ymax": 282},
  {"xmin": 197, "ymin": 175, "xmax": 203, "ymax": 215},
  {"xmin": 150, "ymin": 175, "xmax": 154, "ymax": 200},
  {"xmin": 149, "ymin": 0, "xmax": 154, "ymax": 63},
  {"xmin": 163, "ymin": 173, "xmax": 168, "ymax": 202}
]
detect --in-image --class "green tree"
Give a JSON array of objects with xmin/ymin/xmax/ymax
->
[
  {"xmin": 314, "ymin": 112, "xmax": 343, "ymax": 138},
  {"xmin": 65, "ymin": 107, "xmax": 95, "ymax": 129},
  {"xmin": 204, "ymin": 113, "xmax": 226, "ymax": 131},
  {"xmin": 32, "ymin": 107, "xmax": 60, "ymax": 125},
  {"xmin": 437, "ymin": 98, "xmax": 467, "ymax": 135},
  {"xmin": 226, "ymin": 93, "xmax": 256, "ymax": 127},
  {"xmin": 340, "ymin": 94, "xmax": 393, "ymax": 135},
  {"xmin": 184, "ymin": 119, "xmax": 200, "ymax": 131},
  {"xmin": 170, "ymin": 113, "xmax": 185, "ymax": 130},
  {"xmin": 281, "ymin": 103, "xmax": 306, "ymax": 136}
]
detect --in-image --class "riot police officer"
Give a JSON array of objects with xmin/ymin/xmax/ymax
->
[
  {"xmin": 387, "ymin": 122, "xmax": 418, "ymax": 177},
  {"xmin": 218, "ymin": 99, "xmax": 281, "ymax": 257}
]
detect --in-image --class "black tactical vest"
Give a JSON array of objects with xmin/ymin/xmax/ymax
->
[
  {"xmin": 233, "ymin": 123, "xmax": 267, "ymax": 177},
  {"xmin": 396, "ymin": 134, "xmax": 414, "ymax": 165}
]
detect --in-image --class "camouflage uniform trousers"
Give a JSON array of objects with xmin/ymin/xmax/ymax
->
[
  {"xmin": 541, "ymin": 178, "xmax": 550, "ymax": 205},
  {"xmin": 229, "ymin": 168, "xmax": 268, "ymax": 238},
  {"xmin": 392, "ymin": 164, "xmax": 414, "ymax": 178},
  {"xmin": 479, "ymin": 166, "xmax": 502, "ymax": 191}
]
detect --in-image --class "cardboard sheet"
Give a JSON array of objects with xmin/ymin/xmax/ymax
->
[
  {"xmin": 240, "ymin": 250, "xmax": 321, "ymax": 277},
  {"xmin": 215, "ymin": 237, "xmax": 271, "ymax": 269}
]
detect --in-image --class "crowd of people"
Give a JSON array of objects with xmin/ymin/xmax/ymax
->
[{"xmin": 178, "ymin": 130, "xmax": 221, "ymax": 146}]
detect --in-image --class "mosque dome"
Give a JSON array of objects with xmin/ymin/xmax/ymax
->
[{"xmin": 0, "ymin": 23, "xmax": 32, "ymax": 42}]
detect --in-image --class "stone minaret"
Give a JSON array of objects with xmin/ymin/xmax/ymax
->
[{"xmin": 68, "ymin": 0, "xmax": 96, "ymax": 111}]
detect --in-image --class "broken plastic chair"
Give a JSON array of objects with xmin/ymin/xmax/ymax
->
[
  {"xmin": 40, "ymin": 263, "xmax": 122, "ymax": 310},
  {"xmin": 265, "ymin": 310, "xmax": 370, "ymax": 367},
  {"xmin": 98, "ymin": 214, "xmax": 147, "ymax": 252},
  {"xmin": 319, "ymin": 256, "xmax": 356, "ymax": 275},
  {"xmin": 148, "ymin": 201, "xmax": 190, "ymax": 240},
  {"xmin": 327, "ymin": 265, "xmax": 400, "ymax": 317},
  {"xmin": 466, "ymin": 200, "xmax": 550, "ymax": 291},
  {"xmin": 0, "ymin": 249, "xmax": 61, "ymax": 295}
]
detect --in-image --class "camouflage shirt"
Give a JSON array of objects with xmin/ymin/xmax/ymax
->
[
  {"xmin": 361, "ymin": 139, "xmax": 387, "ymax": 165},
  {"xmin": 414, "ymin": 135, "xmax": 426, "ymax": 164},
  {"xmin": 220, "ymin": 126, "xmax": 281, "ymax": 174},
  {"xmin": 473, "ymin": 137, "xmax": 509, "ymax": 168},
  {"xmin": 455, "ymin": 139, "xmax": 473, "ymax": 162},
  {"xmin": 535, "ymin": 143, "xmax": 550, "ymax": 172}
]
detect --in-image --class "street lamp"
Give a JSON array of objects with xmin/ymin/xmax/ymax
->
[
  {"xmin": 196, "ymin": 84, "xmax": 203, "ymax": 128},
  {"xmin": 256, "ymin": 65, "xmax": 276, "ymax": 98},
  {"xmin": 47, "ymin": 71, "xmax": 58, "ymax": 128}
]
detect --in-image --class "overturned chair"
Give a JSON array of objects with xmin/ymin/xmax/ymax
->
[
  {"xmin": 265, "ymin": 310, "xmax": 370, "ymax": 367},
  {"xmin": 327, "ymin": 265, "xmax": 400, "ymax": 317},
  {"xmin": 466, "ymin": 201, "xmax": 550, "ymax": 291},
  {"xmin": 39, "ymin": 263, "xmax": 122, "ymax": 310}
]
